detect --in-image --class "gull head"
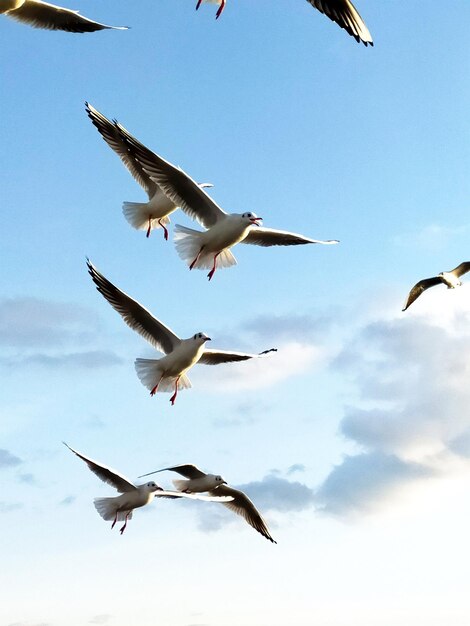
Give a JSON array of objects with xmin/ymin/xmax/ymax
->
[
  {"xmin": 192, "ymin": 332, "xmax": 211, "ymax": 345},
  {"xmin": 241, "ymin": 212, "xmax": 263, "ymax": 227},
  {"xmin": 215, "ymin": 475, "xmax": 227, "ymax": 485},
  {"xmin": 141, "ymin": 481, "xmax": 162, "ymax": 493}
]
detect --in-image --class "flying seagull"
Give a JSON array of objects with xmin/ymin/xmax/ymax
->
[
  {"xmin": 86, "ymin": 260, "xmax": 277, "ymax": 404},
  {"xmin": 64, "ymin": 444, "xmax": 233, "ymax": 534},
  {"xmin": 1, "ymin": 0, "xmax": 127, "ymax": 32},
  {"xmin": 402, "ymin": 262, "xmax": 470, "ymax": 311},
  {"xmin": 122, "ymin": 134, "xmax": 339, "ymax": 281},
  {"xmin": 85, "ymin": 103, "xmax": 213, "ymax": 240},
  {"xmin": 195, "ymin": 0, "xmax": 373, "ymax": 47},
  {"xmin": 139, "ymin": 463, "xmax": 277, "ymax": 543}
]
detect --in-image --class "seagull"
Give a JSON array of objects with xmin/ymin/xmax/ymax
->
[
  {"xmin": 87, "ymin": 260, "xmax": 277, "ymax": 404},
  {"xmin": 195, "ymin": 0, "xmax": 373, "ymax": 47},
  {"xmin": 85, "ymin": 103, "xmax": 213, "ymax": 240},
  {"xmin": 121, "ymin": 134, "xmax": 339, "ymax": 281},
  {"xmin": 402, "ymin": 262, "xmax": 470, "ymax": 311},
  {"xmin": 1, "ymin": 0, "xmax": 127, "ymax": 32},
  {"xmin": 64, "ymin": 444, "xmax": 233, "ymax": 534},
  {"xmin": 139, "ymin": 463, "xmax": 277, "ymax": 543}
]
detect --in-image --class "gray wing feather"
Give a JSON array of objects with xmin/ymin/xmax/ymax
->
[
  {"xmin": 199, "ymin": 347, "xmax": 277, "ymax": 365},
  {"xmin": 243, "ymin": 227, "xmax": 338, "ymax": 247},
  {"xmin": 64, "ymin": 443, "xmax": 137, "ymax": 493},
  {"xmin": 307, "ymin": 0, "xmax": 373, "ymax": 46},
  {"xmin": 85, "ymin": 103, "xmax": 157, "ymax": 197},
  {"xmin": 138, "ymin": 464, "xmax": 207, "ymax": 479},
  {"xmin": 451, "ymin": 262, "xmax": 470, "ymax": 278},
  {"xmin": 402, "ymin": 276, "xmax": 443, "ymax": 311},
  {"xmin": 86, "ymin": 259, "xmax": 180, "ymax": 354},
  {"xmin": 9, "ymin": 0, "xmax": 127, "ymax": 32},
  {"xmin": 121, "ymin": 133, "xmax": 225, "ymax": 229},
  {"xmin": 208, "ymin": 485, "xmax": 276, "ymax": 543}
]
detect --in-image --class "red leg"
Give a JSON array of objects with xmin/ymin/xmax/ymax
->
[
  {"xmin": 150, "ymin": 374, "xmax": 163, "ymax": 397},
  {"xmin": 207, "ymin": 252, "xmax": 220, "ymax": 281},
  {"xmin": 158, "ymin": 218, "xmax": 169, "ymax": 241},
  {"xmin": 170, "ymin": 377, "xmax": 180, "ymax": 406},
  {"xmin": 215, "ymin": 0, "xmax": 225, "ymax": 19},
  {"xmin": 196, "ymin": 0, "xmax": 202, "ymax": 10},
  {"xmin": 146, "ymin": 216, "xmax": 152, "ymax": 238},
  {"xmin": 111, "ymin": 513, "xmax": 118, "ymax": 529},
  {"xmin": 119, "ymin": 512, "xmax": 129, "ymax": 535},
  {"xmin": 189, "ymin": 246, "xmax": 204, "ymax": 271}
]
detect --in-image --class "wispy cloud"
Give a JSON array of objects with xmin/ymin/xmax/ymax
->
[
  {"xmin": 1, "ymin": 350, "xmax": 122, "ymax": 370},
  {"xmin": 59, "ymin": 495, "xmax": 76, "ymax": 506},
  {"xmin": 89, "ymin": 615, "xmax": 113, "ymax": 625},
  {"xmin": 392, "ymin": 222, "xmax": 469, "ymax": 251},
  {"xmin": 0, "ymin": 449, "xmax": 22, "ymax": 469},
  {"xmin": 0, "ymin": 502, "xmax": 23, "ymax": 513}
]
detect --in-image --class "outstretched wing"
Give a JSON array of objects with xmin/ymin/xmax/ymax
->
[
  {"xmin": 122, "ymin": 133, "xmax": 225, "ymax": 229},
  {"xmin": 155, "ymin": 490, "xmax": 234, "ymax": 502},
  {"xmin": 402, "ymin": 276, "xmax": 443, "ymax": 311},
  {"xmin": 199, "ymin": 347, "xmax": 277, "ymax": 365},
  {"xmin": 85, "ymin": 103, "xmax": 157, "ymax": 197},
  {"xmin": 208, "ymin": 485, "xmax": 276, "ymax": 543},
  {"xmin": 138, "ymin": 464, "xmax": 207, "ymax": 480},
  {"xmin": 451, "ymin": 262, "xmax": 470, "ymax": 278},
  {"xmin": 307, "ymin": 0, "xmax": 373, "ymax": 46},
  {"xmin": 8, "ymin": 0, "xmax": 127, "ymax": 32},
  {"xmin": 64, "ymin": 443, "xmax": 137, "ymax": 493},
  {"xmin": 243, "ymin": 227, "xmax": 339, "ymax": 247},
  {"xmin": 86, "ymin": 259, "xmax": 181, "ymax": 354}
]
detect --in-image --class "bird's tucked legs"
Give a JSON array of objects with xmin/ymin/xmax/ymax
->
[
  {"xmin": 111, "ymin": 513, "xmax": 118, "ymax": 529},
  {"xmin": 189, "ymin": 246, "xmax": 205, "ymax": 270},
  {"xmin": 170, "ymin": 377, "xmax": 180, "ymax": 406},
  {"xmin": 150, "ymin": 374, "xmax": 164, "ymax": 397},
  {"xmin": 146, "ymin": 216, "xmax": 152, "ymax": 238},
  {"xmin": 216, "ymin": 0, "xmax": 225, "ymax": 19},
  {"xmin": 119, "ymin": 512, "xmax": 130, "ymax": 535},
  {"xmin": 158, "ymin": 219, "xmax": 169, "ymax": 241},
  {"xmin": 207, "ymin": 252, "xmax": 220, "ymax": 281}
]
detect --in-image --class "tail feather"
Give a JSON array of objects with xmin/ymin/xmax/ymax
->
[
  {"xmin": 134, "ymin": 359, "xmax": 192, "ymax": 393},
  {"xmin": 122, "ymin": 202, "xmax": 170, "ymax": 231},
  {"xmin": 174, "ymin": 224, "xmax": 237, "ymax": 270},
  {"xmin": 172, "ymin": 478, "xmax": 189, "ymax": 491},
  {"xmin": 94, "ymin": 497, "xmax": 133, "ymax": 522}
]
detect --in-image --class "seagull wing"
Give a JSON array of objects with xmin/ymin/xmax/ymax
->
[
  {"xmin": 402, "ymin": 276, "xmax": 443, "ymax": 311},
  {"xmin": 199, "ymin": 347, "xmax": 277, "ymax": 365},
  {"xmin": 307, "ymin": 0, "xmax": 373, "ymax": 46},
  {"xmin": 451, "ymin": 262, "xmax": 470, "ymax": 278},
  {"xmin": 64, "ymin": 443, "xmax": 137, "ymax": 493},
  {"xmin": 138, "ymin": 464, "xmax": 207, "ymax": 479},
  {"xmin": 86, "ymin": 259, "xmax": 181, "ymax": 354},
  {"xmin": 208, "ymin": 485, "xmax": 276, "ymax": 543},
  {"xmin": 121, "ymin": 133, "xmax": 225, "ymax": 229},
  {"xmin": 155, "ymin": 490, "xmax": 234, "ymax": 502},
  {"xmin": 8, "ymin": 0, "xmax": 127, "ymax": 32},
  {"xmin": 243, "ymin": 226, "xmax": 338, "ymax": 247},
  {"xmin": 85, "ymin": 103, "xmax": 157, "ymax": 198}
]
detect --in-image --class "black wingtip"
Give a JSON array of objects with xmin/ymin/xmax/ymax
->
[{"xmin": 259, "ymin": 348, "xmax": 277, "ymax": 355}]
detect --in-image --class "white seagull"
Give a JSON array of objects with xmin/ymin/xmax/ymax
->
[
  {"xmin": 64, "ymin": 444, "xmax": 233, "ymax": 534},
  {"xmin": 85, "ymin": 103, "xmax": 213, "ymax": 240},
  {"xmin": 195, "ymin": 0, "xmax": 373, "ymax": 47},
  {"xmin": 402, "ymin": 262, "xmax": 470, "ymax": 311},
  {"xmin": 87, "ymin": 260, "xmax": 277, "ymax": 404},
  {"xmin": 122, "ymin": 134, "xmax": 339, "ymax": 281},
  {"xmin": 139, "ymin": 463, "xmax": 277, "ymax": 543},
  {"xmin": 1, "ymin": 0, "xmax": 127, "ymax": 32}
]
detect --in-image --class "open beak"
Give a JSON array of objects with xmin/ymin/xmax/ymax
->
[
  {"xmin": 204, "ymin": 336, "xmax": 212, "ymax": 342},
  {"xmin": 250, "ymin": 217, "xmax": 263, "ymax": 226}
]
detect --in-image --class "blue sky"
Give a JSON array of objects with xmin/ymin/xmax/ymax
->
[{"xmin": 1, "ymin": 1, "xmax": 470, "ymax": 625}]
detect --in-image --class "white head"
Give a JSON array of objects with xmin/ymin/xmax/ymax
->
[
  {"xmin": 240, "ymin": 211, "xmax": 263, "ymax": 227},
  {"xmin": 191, "ymin": 332, "xmax": 211, "ymax": 345},
  {"xmin": 141, "ymin": 481, "xmax": 161, "ymax": 493}
]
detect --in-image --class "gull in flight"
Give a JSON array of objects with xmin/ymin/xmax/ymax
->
[
  {"xmin": 1, "ymin": 0, "xmax": 127, "ymax": 32},
  {"xmin": 85, "ymin": 103, "xmax": 213, "ymax": 240},
  {"xmin": 64, "ymin": 444, "xmax": 233, "ymax": 534},
  {"xmin": 122, "ymin": 135, "xmax": 339, "ymax": 281},
  {"xmin": 195, "ymin": 0, "xmax": 373, "ymax": 47},
  {"xmin": 402, "ymin": 262, "xmax": 470, "ymax": 311},
  {"xmin": 139, "ymin": 463, "xmax": 277, "ymax": 543},
  {"xmin": 87, "ymin": 260, "xmax": 277, "ymax": 404}
]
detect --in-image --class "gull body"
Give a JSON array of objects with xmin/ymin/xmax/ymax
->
[
  {"xmin": 85, "ymin": 103, "xmax": 212, "ymax": 239},
  {"xmin": 122, "ymin": 133, "xmax": 338, "ymax": 281},
  {"xmin": 64, "ymin": 444, "xmax": 233, "ymax": 534},
  {"xmin": 402, "ymin": 262, "xmax": 470, "ymax": 311},
  {"xmin": 139, "ymin": 463, "xmax": 276, "ymax": 543},
  {"xmin": 87, "ymin": 260, "xmax": 276, "ymax": 404},
  {"xmin": 195, "ymin": 0, "xmax": 373, "ymax": 47},
  {"xmin": 1, "ymin": 0, "xmax": 127, "ymax": 32}
]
